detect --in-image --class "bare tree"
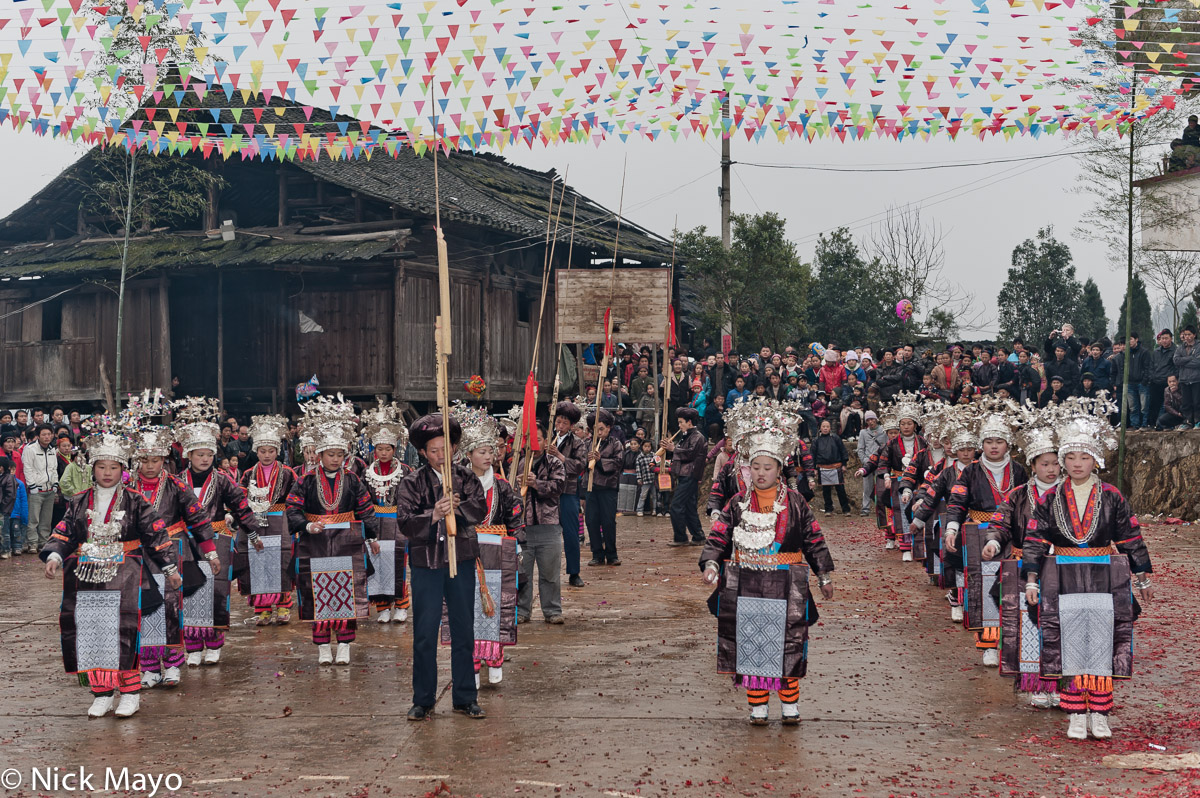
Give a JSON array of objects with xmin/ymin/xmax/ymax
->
[
  {"xmin": 1138, "ymin": 249, "xmax": 1200, "ymax": 330},
  {"xmin": 866, "ymin": 204, "xmax": 983, "ymax": 336}
]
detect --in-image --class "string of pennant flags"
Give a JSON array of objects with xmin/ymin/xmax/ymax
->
[{"xmin": 0, "ymin": 0, "xmax": 1197, "ymax": 160}]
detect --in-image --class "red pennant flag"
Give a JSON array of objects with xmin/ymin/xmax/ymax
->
[
  {"xmin": 520, "ymin": 371, "xmax": 541, "ymax": 451},
  {"xmin": 603, "ymin": 307, "xmax": 615, "ymax": 358},
  {"xmin": 668, "ymin": 304, "xmax": 678, "ymax": 347}
]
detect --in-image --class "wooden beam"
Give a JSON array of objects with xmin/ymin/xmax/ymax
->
[
  {"xmin": 216, "ymin": 269, "xmax": 224, "ymax": 414},
  {"xmin": 392, "ymin": 261, "xmax": 404, "ymax": 399},
  {"xmin": 277, "ymin": 281, "xmax": 288, "ymax": 415},
  {"xmin": 277, "ymin": 169, "xmax": 289, "ymax": 227},
  {"xmin": 296, "ymin": 219, "xmax": 415, "ymax": 235},
  {"xmin": 157, "ymin": 273, "xmax": 171, "ymax": 393}
]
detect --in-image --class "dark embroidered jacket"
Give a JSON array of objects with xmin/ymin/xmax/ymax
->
[
  {"xmin": 394, "ymin": 463, "xmax": 487, "ymax": 569},
  {"xmin": 41, "ymin": 488, "xmax": 176, "ymax": 571},
  {"xmin": 586, "ymin": 436, "xmax": 625, "ymax": 491},
  {"xmin": 285, "ymin": 470, "xmax": 380, "ymax": 539},
  {"xmin": 985, "ymin": 482, "xmax": 1054, "ymax": 557},
  {"xmin": 944, "ymin": 460, "xmax": 1029, "ymax": 527},
  {"xmin": 1022, "ymin": 481, "xmax": 1152, "ymax": 579},
  {"xmin": 516, "ymin": 453, "xmax": 566, "ymax": 528},
  {"xmin": 699, "ymin": 487, "xmax": 836, "ymax": 576},
  {"xmin": 131, "ymin": 473, "xmax": 217, "ymax": 558}
]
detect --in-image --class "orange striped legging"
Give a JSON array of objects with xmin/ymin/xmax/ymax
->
[
  {"xmin": 1059, "ymin": 675, "xmax": 1114, "ymax": 715},
  {"xmin": 747, "ymin": 678, "xmax": 800, "ymax": 707},
  {"xmin": 975, "ymin": 627, "xmax": 999, "ymax": 650}
]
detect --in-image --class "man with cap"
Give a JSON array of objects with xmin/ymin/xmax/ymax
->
[
  {"xmin": 545, "ymin": 401, "xmax": 588, "ymax": 587},
  {"xmin": 584, "ymin": 409, "xmax": 624, "ymax": 566},
  {"xmin": 664, "ymin": 407, "xmax": 707, "ymax": 547},
  {"xmin": 395, "ymin": 414, "xmax": 488, "ymax": 720},
  {"xmin": 1043, "ymin": 341, "xmax": 1081, "ymax": 397},
  {"xmin": 285, "ymin": 398, "xmax": 380, "ymax": 667},
  {"xmin": 41, "ymin": 427, "xmax": 180, "ymax": 719}
]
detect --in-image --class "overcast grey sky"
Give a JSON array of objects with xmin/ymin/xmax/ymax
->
[{"xmin": 0, "ymin": 127, "xmax": 1138, "ymax": 339}]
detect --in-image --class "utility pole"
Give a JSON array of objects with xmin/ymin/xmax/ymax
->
[{"xmin": 719, "ymin": 96, "xmax": 732, "ymax": 354}]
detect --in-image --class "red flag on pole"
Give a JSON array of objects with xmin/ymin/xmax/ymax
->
[
  {"xmin": 603, "ymin": 307, "xmax": 614, "ymax": 358},
  {"xmin": 521, "ymin": 371, "xmax": 541, "ymax": 451},
  {"xmin": 667, "ymin": 304, "xmax": 678, "ymax": 347}
]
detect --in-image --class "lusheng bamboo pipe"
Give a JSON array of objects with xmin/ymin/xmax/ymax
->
[{"xmin": 432, "ymin": 144, "xmax": 457, "ymax": 579}]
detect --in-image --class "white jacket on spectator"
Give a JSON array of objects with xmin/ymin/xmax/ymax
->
[{"xmin": 21, "ymin": 441, "xmax": 58, "ymax": 492}]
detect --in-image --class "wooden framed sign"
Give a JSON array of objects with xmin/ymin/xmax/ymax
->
[{"xmin": 554, "ymin": 268, "xmax": 670, "ymax": 344}]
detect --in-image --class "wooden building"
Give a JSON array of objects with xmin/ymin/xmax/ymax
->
[{"xmin": 0, "ymin": 94, "xmax": 673, "ymax": 416}]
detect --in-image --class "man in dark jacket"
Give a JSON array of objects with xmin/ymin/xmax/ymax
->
[
  {"xmin": 516, "ymin": 423, "xmax": 567, "ymax": 623},
  {"xmin": 665, "ymin": 407, "xmax": 707, "ymax": 547},
  {"xmin": 1044, "ymin": 323, "xmax": 1082, "ymax": 362},
  {"xmin": 1080, "ymin": 342, "xmax": 1113, "ymax": 391},
  {"xmin": 546, "ymin": 402, "xmax": 588, "ymax": 587},
  {"xmin": 1147, "ymin": 328, "xmax": 1178, "ymax": 427},
  {"xmin": 395, "ymin": 414, "xmax": 488, "ymax": 721},
  {"xmin": 898, "ymin": 348, "xmax": 925, "ymax": 393},
  {"xmin": 1042, "ymin": 342, "xmax": 1081, "ymax": 395},
  {"xmin": 992, "ymin": 347, "xmax": 1017, "ymax": 395},
  {"xmin": 1112, "ymin": 333, "xmax": 1151, "ymax": 427},
  {"xmin": 874, "ymin": 350, "xmax": 903, "ymax": 401}
]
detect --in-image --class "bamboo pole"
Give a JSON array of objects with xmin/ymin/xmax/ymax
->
[
  {"xmin": 586, "ymin": 159, "xmax": 628, "ymax": 492},
  {"xmin": 508, "ymin": 175, "xmax": 561, "ymax": 488},
  {"xmin": 432, "ymin": 145, "xmax": 458, "ymax": 579},
  {"xmin": 547, "ymin": 197, "xmax": 578, "ymax": 439},
  {"xmin": 520, "ymin": 172, "xmax": 570, "ymax": 497},
  {"xmin": 659, "ymin": 221, "xmax": 678, "ymax": 445}
]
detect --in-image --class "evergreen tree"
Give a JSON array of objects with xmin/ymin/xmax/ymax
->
[
  {"xmin": 679, "ymin": 212, "xmax": 810, "ymax": 351},
  {"xmin": 1179, "ymin": 300, "xmax": 1198, "ymax": 335},
  {"xmin": 1115, "ymin": 273, "xmax": 1154, "ymax": 341},
  {"xmin": 996, "ymin": 228, "xmax": 1083, "ymax": 344},
  {"xmin": 1075, "ymin": 278, "xmax": 1109, "ymax": 341}
]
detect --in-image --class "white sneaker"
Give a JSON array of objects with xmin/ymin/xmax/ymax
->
[
  {"xmin": 885, "ymin": 539, "xmax": 896, "ymax": 550},
  {"xmin": 377, "ymin": 608, "xmax": 392, "ymax": 623},
  {"xmin": 1029, "ymin": 692, "xmax": 1053, "ymax": 709},
  {"xmin": 114, "ymin": 693, "xmax": 141, "ymax": 718},
  {"xmin": 87, "ymin": 695, "xmax": 114, "ymax": 718},
  {"xmin": 393, "ymin": 608, "xmax": 408, "ymax": 623},
  {"xmin": 636, "ymin": 511, "xmax": 644, "ymax": 517},
  {"xmin": 475, "ymin": 672, "xmax": 481, "ymax": 690},
  {"xmin": 1067, "ymin": 713, "xmax": 1088, "ymax": 740},
  {"xmin": 982, "ymin": 649, "xmax": 1000, "ymax": 667},
  {"xmin": 1050, "ymin": 693, "xmax": 1062, "ymax": 708},
  {"xmin": 186, "ymin": 651, "xmax": 203, "ymax": 667},
  {"xmin": 317, "ymin": 643, "xmax": 333, "ymax": 665},
  {"xmin": 202, "ymin": 648, "xmax": 221, "ymax": 665},
  {"xmin": 488, "ymin": 666, "xmax": 503, "ymax": 685},
  {"xmin": 141, "ymin": 671, "xmax": 162, "ymax": 689},
  {"xmin": 335, "ymin": 642, "xmax": 351, "ymax": 665},
  {"xmin": 749, "ymin": 704, "xmax": 769, "ymax": 725},
  {"xmin": 162, "ymin": 667, "xmax": 181, "ymax": 688},
  {"xmin": 902, "ymin": 551, "xmax": 913, "ymax": 562},
  {"xmin": 781, "ymin": 703, "xmax": 800, "ymax": 725},
  {"xmin": 950, "ymin": 606, "xmax": 964, "ymax": 623},
  {"xmin": 1089, "ymin": 713, "xmax": 1112, "ymax": 739}
]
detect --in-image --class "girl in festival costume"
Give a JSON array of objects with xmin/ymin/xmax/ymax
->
[
  {"xmin": 41, "ymin": 425, "xmax": 181, "ymax": 719},
  {"xmin": 910, "ymin": 405, "xmax": 981, "ymax": 621},
  {"xmin": 236, "ymin": 415, "xmax": 297, "ymax": 626},
  {"xmin": 130, "ymin": 425, "xmax": 218, "ymax": 690},
  {"xmin": 707, "ymin": 397, "xmax": 808, "ymax": 524},
  {"xmin": 700, "ymin": 404, "xmax": 835, "ymax": 726},
  {"xmin": 449, "ymin": 403, "xmax": 523, "ymax": 688},
  {"xmin": 984, "ymin": 401, "xmax": 1062, "ymax": 709},
  {"xmin": 870, "ymin": 410, "xmax": 900, "ymax": 534},
  {"xmin": 855, "ymin": 393, "xmax": 925, "ymax": 559},
  {"xmin": 286, "ymin": 396, "xmax": 379, "ymax": 666},
  {"xmin": 361, "ymin": 404, "xmax": 413, "ymax": 624},
  {"xmin": 1023, "ymin": 395, "xmax": 1152, "ymax": 741},
  {"xmin": 940, "ymin": 399, "xmax": 1028, "ymax": 666},
  {"xmin": 171, "ymin": 398, "xmax": 259, "ymax": 668}
]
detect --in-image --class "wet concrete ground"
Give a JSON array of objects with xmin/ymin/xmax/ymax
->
[{"xmin": 1, "ymin": 512, "xmax": 1198, "ymax": 798}]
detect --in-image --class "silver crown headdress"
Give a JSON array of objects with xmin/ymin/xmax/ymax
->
[
  {"xmin": 975, "ymin": 396, "xmax": 1020, "ymax": 445},
  {"xmin": 248, "ymin": 414, "xmax": 289, "ymax": 451},
  {"xmin": 892, "ymin": 391, "xmax": 923, "ymax": 424},
  {"xmin": 1055, "ymin": 393, "xmax": 1118, "ymax": 469},
  {"xmin": 1015, "ymin": 400, "xmax": 1060, "ymax": 462},
  {"xmin": 451, "ymin": 402, "xmax": 501, "ymax": 457},
  {"xmin": 170, "ymin": 397, "xmax": 221, "ymax": 457},
  {"xmin": 361, "ymin": 403, "xmax": 409, "ymax": 449},
  {"xmin": 736, "ymin": 400, "xmax": 801, "ymax": 466},
  {"xmin": 298, "ymin": 394, "xmax": 358, "ymax": 455}
]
